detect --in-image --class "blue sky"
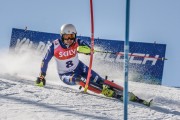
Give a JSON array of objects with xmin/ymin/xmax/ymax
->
[{"xmin": 0, "ymin": 0, "xmax": 180, "ymax": 87}]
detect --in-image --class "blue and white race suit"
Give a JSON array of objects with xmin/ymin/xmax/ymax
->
[{"xmin": 41, "ymin": 38, "xmax": 104, "ymax": 85}]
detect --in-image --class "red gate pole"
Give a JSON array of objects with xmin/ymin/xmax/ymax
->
[{"xmin": 84, "ymin": 0, "xmax": 95, "ymax": 92}]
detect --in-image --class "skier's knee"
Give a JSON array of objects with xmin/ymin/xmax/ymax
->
[
  {"xmin": 61, "ymin": 74, "xmax": 82, "ymax": 85},
  {"xmin": 72, "ymin": 75, "xmax": 86, "ymax": 84},
  {"xmin": 62, "ymin": 76, "xmax": 75, "ymax": 85}
]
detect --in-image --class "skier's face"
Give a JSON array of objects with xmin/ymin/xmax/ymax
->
[
  {"xmin": 63, "ymin": 39, "xmax": 74, "ymax": 46},
  {"xmin": 62, "ymin": 34, "xmax": 75, "ymax": 45}
]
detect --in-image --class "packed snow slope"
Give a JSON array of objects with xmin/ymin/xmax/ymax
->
[{"xmin": 0, "ymin": 50, "xmax": 180, "ymax": 120}]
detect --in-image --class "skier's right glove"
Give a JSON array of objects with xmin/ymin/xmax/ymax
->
[{"xmin": 35, "ymin": 73, "xmax": 46, "ymax": 87}]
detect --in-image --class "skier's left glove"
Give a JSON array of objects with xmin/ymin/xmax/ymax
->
[
  {"xmin": 77, "ymin": 46, "xmax": 91, "ymax": 55},
  {"xmin": 35, "ymin": 72, "xmax": 46, "ymax": 87}
]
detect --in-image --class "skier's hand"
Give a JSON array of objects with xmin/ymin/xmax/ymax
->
[
  {"xmin": 35, "ymin": 73, "xmax": 46, "ymax": 87},
  {"xmin": 77, "ymin": 46, "xmax": 91, "ymax": 55}
]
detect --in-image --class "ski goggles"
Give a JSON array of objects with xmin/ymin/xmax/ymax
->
[{"xmin": 62, "ymin": 34, "xmax": 76, "ymax": 40}]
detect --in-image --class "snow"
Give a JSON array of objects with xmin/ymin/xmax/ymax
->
[
  {"xmin": 0, "ymin": 76, "xmax": 180, "ymax": 120},
  {"xmin": 0, "ymin": 50, "xmax": 180, "ymax": 120}
]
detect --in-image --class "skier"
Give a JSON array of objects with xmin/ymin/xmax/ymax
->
[{"xmin": 35, "ymin": 24, "xmax": 152, "ymax": 106}]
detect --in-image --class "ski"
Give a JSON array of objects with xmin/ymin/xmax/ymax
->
[
  {"xmin": 79, "ymin": 79, "xmax": 153, "ymax": 107},
  {"xmin": 79, "ymin": 81, "xmax": 102, "ymax": 94},
  {"xmin": 103, "ymin": 79, "xmax": 123, "ymax": 91},
  {"xmin": 131, "ymin": 99, "xmax": 153, "ymax": 107},
  {"xmin": 143, "ymin": 99, "xmax": 153, "ymax": 107}
]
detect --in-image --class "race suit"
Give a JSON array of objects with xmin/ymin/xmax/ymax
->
[{"xmin": 41, "ymin": 38, "xmax": 104, "ymax": 85}]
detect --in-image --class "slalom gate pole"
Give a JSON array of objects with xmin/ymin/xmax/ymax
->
[
  {"xmin": 94, "ymin": 50, "xmax": 167, "ymax": 61},
  {"xmin": 124, "ymin": 0, "xmax": 130, "ymax": 120},
  {"xmin": 84, "ymin": 0, "xmax": 94, "ymax": 93}
]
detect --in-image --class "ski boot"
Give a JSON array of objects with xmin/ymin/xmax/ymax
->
[
  {"xmin": 142, "ymin": 99, "xmax": 153, "ymax": 107},
  {"xmin": 129, "ymin": 92, "xmax": 153, "ymax": 107},
  {"xmin": 113, "ymin": 92, "xmax": 137, "ymax": 101},
  {"xmin": 101, "ymin": 85, "xmax": 115, "ymax": 97},
  {"xmin": 128, "ymin": 92, "xmax": 137, "ymax": 101}
]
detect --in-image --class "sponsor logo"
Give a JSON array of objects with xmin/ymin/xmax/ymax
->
[
  {"xmin": 93, "ymin": 76, "xmax": 99, "ymax": 83},
  {"xmin": 13, "ymin": 38, "xmax": 159, "ymax": 65},
  {"xmin": 58, "ymin": 49, "xmax": 76, "ymax": 58},
  {"xmin": 13, "ymin": 38, "xmax": 51, "ymax": 55},
  {"xmin": 95, "ymin": 52, "xmax": 159, "ymax": 65}
]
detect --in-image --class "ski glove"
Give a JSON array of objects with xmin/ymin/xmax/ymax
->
[
  {"xmin": 35, "ymin": 73, "xmax": 46, "ymax": 87},
  {"xmin": 77, "ymin": 46, "xmax": 91, "ymax": 55}
]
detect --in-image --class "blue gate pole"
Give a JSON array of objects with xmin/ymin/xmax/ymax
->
[{"xmin": 124, "ymin": 0, "xmax": 130, "ymax": 120}]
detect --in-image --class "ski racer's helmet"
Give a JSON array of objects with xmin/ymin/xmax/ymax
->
[{"xmin": 60, "ymin": 24, "xmax": 77, "ymax": 43}]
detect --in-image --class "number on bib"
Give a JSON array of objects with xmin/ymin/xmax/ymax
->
[{"xmin": 66, "ymin": 61, "xmax": 74, "ymax": 68}]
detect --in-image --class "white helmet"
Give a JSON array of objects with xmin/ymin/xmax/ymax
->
[{"xmin": 60, "ymin": 24, "xmax": 77, "ymax": 35}]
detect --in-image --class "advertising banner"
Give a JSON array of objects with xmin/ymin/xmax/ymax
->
[{"xmin": 10, "ymin": 28, "xmax": 166, "ymax": 84}]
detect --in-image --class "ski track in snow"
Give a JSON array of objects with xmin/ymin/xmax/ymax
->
[{"xmin": 0, "ymin": 75, "xmax": 180, "ymax": 120}]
